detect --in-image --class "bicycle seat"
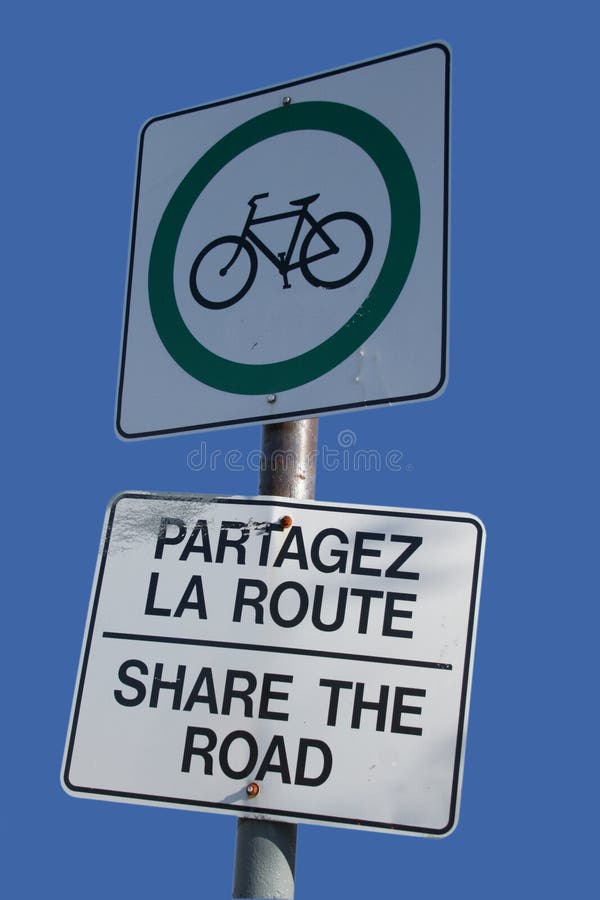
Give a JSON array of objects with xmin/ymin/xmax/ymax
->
[
  {"xmin": 248, "ymin": 192, "xmax": 269, "ymax": 206},
  {"xmin": 289, "ymin": 193, "xmax": 320, "ymax": 207}
]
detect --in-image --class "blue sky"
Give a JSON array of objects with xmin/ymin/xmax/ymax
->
[{"xmin": 3, "ymin": 2, "xmax": 597, "ymax": 898}]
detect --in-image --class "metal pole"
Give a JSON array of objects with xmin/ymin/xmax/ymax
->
[
  {"xmin": 258, "ymin": 419, "xmax": 319, "ymax": 500},
  {"xmin": 232, "ymin": 418, "xmax": 319, "ymax": 899}
]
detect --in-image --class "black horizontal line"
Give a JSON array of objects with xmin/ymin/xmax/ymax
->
[{"xmin": 101, "ymin": 632, "xmax": 452, "ymax": 671}]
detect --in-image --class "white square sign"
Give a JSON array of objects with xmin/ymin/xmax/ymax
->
[
  {"xmin": 63, "ymin": 493, "xmax": 484, "ymax": 836},
  {"xmin": 117, "ymin": 43, "xmax": 449, "ymax": 437}
]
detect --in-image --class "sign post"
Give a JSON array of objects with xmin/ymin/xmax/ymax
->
[
  {"xmin": 233, "ymin": 419, "xmax": 318, "ymax": 898},
  {"xmin": 61, "ymin": 41, "xmax": 489, "ymax": 900}
]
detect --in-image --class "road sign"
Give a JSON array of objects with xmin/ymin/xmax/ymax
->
[
  {"xmin": 117, "ymin": 43, "xmax": 450, "ymax": 437},
  {"xmin": 63, "ymin": 492, "xmax": 484, "ymax": 836}
]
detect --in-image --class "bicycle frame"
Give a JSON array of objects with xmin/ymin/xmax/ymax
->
[{"xmin": 223, "ymin": 197, "xmax": 339, "ymax": 287}]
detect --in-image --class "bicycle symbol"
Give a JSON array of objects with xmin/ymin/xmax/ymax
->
[{"xmin": 189, "ymin": 191, "xmax": 374, "ymax": 310}]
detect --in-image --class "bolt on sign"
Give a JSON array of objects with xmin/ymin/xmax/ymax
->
[
  {"xmin": 62, "ymin": 493, "xmax": 485, "ymax": 836},
  {"xmin": 117, "ymin": 43, "xmax": 450, "ymax": 437}
]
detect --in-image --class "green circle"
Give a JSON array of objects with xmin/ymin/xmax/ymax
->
[{"xmin": 149, "ymin": 101, "xmax": 420, "ymax": 394}]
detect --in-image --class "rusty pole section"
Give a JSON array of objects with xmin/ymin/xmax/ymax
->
[
  {"xmin": 258, "ymin": 419, "xmax": 319, "ymax": 500},
  {"xmin": 232, "ymin": 418, "xmax": 319, "ymax": 899}
]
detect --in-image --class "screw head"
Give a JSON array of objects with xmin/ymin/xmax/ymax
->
[
  {"xmin": 267, "ymin": 394, "xmax": 277, "ymax": 403},
  {"xmin": 280, "ymin": 515, "xmax": 293, "ymax": 529},
  {"xmin": 246, "ymin": 782, "xmax": 260, "ymax": 797},
  {"xmin": 282, "ymin": 96, "xmax": 292, "ymax": 106}
]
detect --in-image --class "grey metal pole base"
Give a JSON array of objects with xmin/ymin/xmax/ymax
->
[
  {"xmin": 232, "ymin": 419, "xmax": 318, "ymax": 899},
  {"xmin": 232, "ymin": 819, "xmax": 297, "ymax": 899}
]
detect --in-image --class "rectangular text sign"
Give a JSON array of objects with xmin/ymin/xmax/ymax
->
[{"xmin": 63, "ymin": 493, "xmax": 484, "ymax": 836}]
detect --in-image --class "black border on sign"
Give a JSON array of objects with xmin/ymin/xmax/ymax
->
[
  {"xmin": 62, "ymin": 491, "xmax": 483, "ymax": 837},
  {"xmin": 115, "ymin": 42, "xmax": 450, "ymax": 438}
]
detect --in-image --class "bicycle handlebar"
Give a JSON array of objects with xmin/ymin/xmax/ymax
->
[{"xmin": 248, "ymin": 192, "xmax": 269, "ymax": 206}]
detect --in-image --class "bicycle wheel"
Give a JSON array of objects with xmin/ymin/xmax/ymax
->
[
  {"xmin": 299, "ymin": 212, "xmax": 373, "ymax": 289},
  {"xmin": 189, "ymin": 236, "xmax": 257, "ymax": 310}
]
